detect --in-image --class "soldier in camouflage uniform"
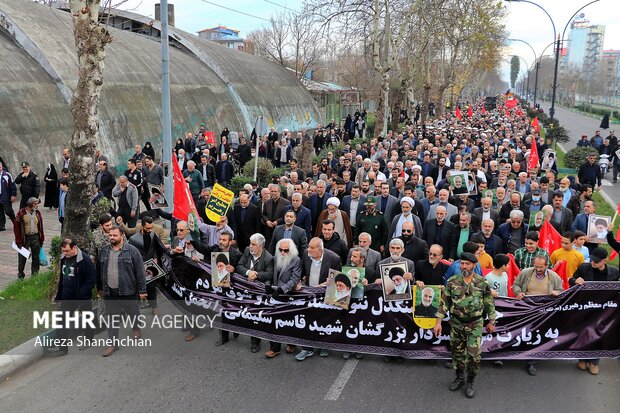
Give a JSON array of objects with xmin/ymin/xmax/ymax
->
[
  {"xmin": 434, "ymin": 252, "xmax": 496, "ymax": 399},
  {"xmin": 354, "ymin": 196, "xmax": 388, "ymax": 253}
]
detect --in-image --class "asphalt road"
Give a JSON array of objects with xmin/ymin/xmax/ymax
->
[
  {"xmin": 1, "ymin": 296, "xmax": 618, "ymax": 413},
  {"xmin": 545, "ymin": 102, "xmax": 620, "ymax": 206}
]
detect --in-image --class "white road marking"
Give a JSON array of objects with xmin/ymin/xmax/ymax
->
[{"xmin": 324, "ymin": 358, "xmax": 359, "ymax": 400}]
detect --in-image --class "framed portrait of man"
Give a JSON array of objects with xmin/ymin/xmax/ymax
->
[
  {"xmin": 541, "ymin": 150, "xmax": 557, "ymax": 171},
  {"xmin": 587, "ymin": 215, "xmax": 611, "ymax": 243},
  {"xmin": 342, "ymin": 266, "xmax": 365, "ymax": 300},
  {"xmin": 379, "ymin": 261, "xmax": 411, "ymax": 302},
  {"xmin": 528, "ymin": 209, "xmax": 547, "ymax": 231},
  {"xmin": 467, "ymin": 172, "xmax": 478, "ymax": 196},
  {"xmin": 325, "ymin": 269, "xmax": 353, "ymax": 310},
  {"xmin": 449, "ymin": 171, "xmax": 469, "ymax": 196},
  {"xmin": 143, "ymin": 259, "xmax": 165, "ymax": 284},
  {"xmin": 211, "ymin": 252, "xmax": 231, "ymax": 288},
  {"xmin": 149, "ymin": 184, "xmax": 168, "ymax": 209},
  {"xmin": 412, "ymin": 285, "xmax": 441, "ymax": 319}
]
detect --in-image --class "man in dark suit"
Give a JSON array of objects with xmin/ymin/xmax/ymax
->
[
  {"xmin": 284, "ymin": 193, "xmax": 312, "ymax": 239},
  {"xmin": 235, "ymin": 233, "xmax": 274, "ymax": 353},
  {"xmin": 422, "ymin": 205, "xmax": 456, "ymax": 254},
  {"xmin": 399, "ymin": 221, "xmax": 429, "ymax": 263},
  {"xmin": 549, "ymin": 191, "xmax": 574, "ymax": 234},
  {"xmin": 296, "ymin": 237, "xmax": 342, "ymax": 361},
  {"xmin": 268, "ymin": 210, "xmax": 308, "ymax": 255},
  {"xmin": 233, "ymin": 193, "xmax": 260, "ymax": 253},
  {"xmin": 262, "ymin": 184, "xmax": 291, "ymax": 245},
  {"xmin": 475, "ymin": 218, "xmax": 504, "ymax": 256},
  {"xmin": 215, "ymin": 153, "xmax": 235, "ymax": 186},
  {"xmin": 95, "ymin": 160, "xmax": 115, "ymax": 200},
  {"xmin": 472, "ymin": 196, "xmax": 500, "ymax": 230},
  {"xmin": 197, "ymin": 155, "xmax": 216, "ymax": 188},
  {"xmin": 378, "ymin": 182, "xmax": 399, "ymax": 227},
  {"xmin": 309, "ymin": 180, "xmax": 329, "ymax": 230},
  {"xmin": 500, "ymin": 192, "xmax": 528, "ymax": 223},
  {"xmin": 340, "ymin": 185, "xmax": 366, "ymax": 231}
]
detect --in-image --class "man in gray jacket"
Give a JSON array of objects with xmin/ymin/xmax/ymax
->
[
  {"xmin": 113, "ymin": 176, "xmax": 139, "ymax": 228},
  {"xmin": 97, "ymin": 226, "xmax": 147, "ymax": 357}
]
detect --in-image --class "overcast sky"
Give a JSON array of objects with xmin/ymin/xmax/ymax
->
[{"xmin": 117, "ymin": 0, "xmax": 619, "ymax": 86}]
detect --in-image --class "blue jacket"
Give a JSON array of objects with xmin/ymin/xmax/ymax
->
[
  {"xmin": 0, "ymin": 170, "xmax": 17, "ymax": 203},
  {"xmin": 497, "ymin": 222, "xmax": 529, "ymax": 253},
  {"xmin": 55, "ymin": 249, "xmax": 96, "ymax": 301},
  {"xmin": 571, "ymin": 213, "xmax": 589, "ymax": 233}
]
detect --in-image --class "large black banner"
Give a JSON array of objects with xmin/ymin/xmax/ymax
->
[{"xmin": 161, "ymin": 257, "xmax": 620, "ymax": 360}]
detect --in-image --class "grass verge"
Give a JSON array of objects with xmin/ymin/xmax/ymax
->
[{"xmin": 0, "ymin": 270, "xmax": 55, "ymax": 354}]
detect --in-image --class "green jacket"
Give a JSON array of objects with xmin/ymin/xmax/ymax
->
[{"xmin": 438, "ymin": 273, "xmax": 496, "ymax": 323}]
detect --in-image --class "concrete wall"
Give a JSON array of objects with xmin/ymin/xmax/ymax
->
[{"xmin": 0, "ymin": 0, "xmax": 320, "ymax": 175}]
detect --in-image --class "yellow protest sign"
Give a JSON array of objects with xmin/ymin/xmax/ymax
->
[{"xmin": 205, "ymin": 184, "xmax": 234, "ymax": 222}]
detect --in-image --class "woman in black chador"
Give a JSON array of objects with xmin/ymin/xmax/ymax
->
[{"xmin": 44, "ymin": 163, "xmax": 59, "ymax": 209}]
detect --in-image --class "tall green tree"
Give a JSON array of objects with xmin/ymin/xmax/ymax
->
[{"xmin": 510, "ymin": 55, "xmax": 520, "ymax": 89}]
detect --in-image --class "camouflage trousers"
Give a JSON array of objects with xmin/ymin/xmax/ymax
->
[{"xmin": 449, "ymin": 319, "xmax": 483, "ymax": 376}]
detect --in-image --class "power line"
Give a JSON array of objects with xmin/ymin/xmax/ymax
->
[
  {"xmin": 198, "ymin": 0, "xmax": 271, "ymax": 22},
  {"xmin": 263, "ymin": 0, "xmax": 299, "ymax": 14}
]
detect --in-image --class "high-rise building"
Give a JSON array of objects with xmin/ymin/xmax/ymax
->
[
  {"xmin": 564, "ymin": 18, "xmax": 605, "ymax": 78},
  {"xmin": 602, "ymin": 50, "xmax": 620, "ymax": 95}
]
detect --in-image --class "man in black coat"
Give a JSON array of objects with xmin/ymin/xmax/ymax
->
[
  {"xmin": 268, "ymin": 210, "xmax": 308, "ymax": 256},
  {"xmin": 50, "ymin": 238, "xmax": 97, "ymax": 354},
  {"xmin": 233, "ymin": 193, "xmax": 260, "ymax": 253},
  {"xmin": 399, "ymin": 221, "xmax": 429, "ymax": 263},
  {"xmin": 262, "ymin": 184, "xmax": 291, "ymax": 245},
  {"xmin": 422, "ymin": 205, "xmax": 456, "ymax": 254},
  {"xmin": 236, "ymin": 137, "xmax": 252, "ymax": 168},
  {"xmin": 215, "ymin": 153, "xmax": 235, "ymax": 186},
  {"xmin": 14, "ymin": 162, "xmax": 41, "ymax": 208},
  {"xmin": 472, "ymin": 196, "xmax": 500, "ymax": 230},
  {"xmin": 95, "ymin": 160, "xmax": 116, "ymax": 200},
  {"xmin": 318, "ymin": 220, "xmax": 348, "ymax": 264},
  {"xmin": 197, "ymin": 155, "xmax": 216, "ymax": 188},
  {"xmin": 235, "ymin": 233, "xmax": 274, "ymax": 353}
]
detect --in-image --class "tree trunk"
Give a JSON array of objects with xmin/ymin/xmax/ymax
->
[
  {"xmin": 374, "ymin": 93, "xmax": 385, "ymax": 139},
  {"xmin": 420, "ymin": 83, "xmax": 431, "ymax": 124},
  {"xmin": 435, "ymin": 85, "xmax": 448, "ymax": 117},
  {"xmin": 64, "ymin": 0, "xmax": 111, "ymax": 248},
  {"xmin": 391, "ymin": 81, "xmax": 406, "ymax": 131}
]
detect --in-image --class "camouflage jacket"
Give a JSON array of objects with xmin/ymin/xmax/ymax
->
[
  {"xmin": 90, "ymin": 227, "xmax": 111, "ymax": 259},
  {"xmin": 438, "ymin": 273, "xmax": 496, "ymax": 323}
]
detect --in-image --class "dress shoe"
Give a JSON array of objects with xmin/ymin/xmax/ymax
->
[
  {"xmin": 185, "ymin": 334, "xmax": 197, "ymax": 342},
  {"xmin": 265, "ymin": 350, "xmax": 280, "ymax": 358},
  {"xmin": 319, "ymin": 349, "xmax": 329, "ymax": 357},
  {"xmin": 353, "ymin": 353, "xmax": 364, "ymax": 359},
  {"xmin": 215, "ymin": 338, "xmax": 228, "ymax": 347},
  {"xmin": 233, "ymin": 333, "xmax": 239, "ymax": 339},
  {"xmin": 493, "ymin": 361, "xmax": 504, "ymax": 368},
  {"xmin": 251, "ymin": 343, "xmax": 260, "ymax": 353},
  {"xmin": 342, "ymin": 352, "xmax": 351, "ymax": 360},
  {"xmin": 102, "ymin": 346, "xmax": 118, "ymax": 357},
  {"xmin": 527, "ymin": 364, "xmax": 537, "ymax": 376},
  {"xmin": 132, "ymin": 329, "xmax": 142, "ymax": 339},
  {"xmin": 286, "ymin": 345, "xmax": 296, "ymax": 354},
  {"xmin": 577, "ymin": 361, "xmax": 587, "ymax": 370},
  {"xmin": 587, "ymin": 363, "xmax": 599, "ymax": 375}
]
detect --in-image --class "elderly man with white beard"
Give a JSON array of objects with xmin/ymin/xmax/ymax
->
[{"xmin": 264, "ymin": 239, "xmax": 302, "ymax": 358}]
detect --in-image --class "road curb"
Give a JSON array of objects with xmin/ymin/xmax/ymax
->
[{"xmin": 0, "ymin": 331, "xmax": 53, "ymax": 382}]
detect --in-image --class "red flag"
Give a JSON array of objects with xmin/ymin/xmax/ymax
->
[
  {"xmin": 467, "ymin": 106, "xmax": 473, "ymax": 117},
  {"xmin": 516, "ymin": 108, "xmax": 523, "ymax": 117},
  {"xmin": 610, "ymin": 227, "xmax": 620, "ymax": 260},
  {"xmin": 204, "ymin": 131, "xmax": 216, "ymax": 145},
  {"xmin": 531, "ymin": 117, "xmax": 540, "ymax": 133},
  {"xmin": 505, "ymin": 98, "xmax": 518, "ymax": 109},
  {"xmin": 455, "ymin": 107, "xmax": 462, "ymax": 120},
  {"xmin": 538, "ymin": 220, "xmax": 562, "ymax": 253},
  {"xmin": 505, "ymin": 254, "xmax": 519, "ymax": 298},
  {"xmin": 551, "ymin": 260, "xmax": 570, "ymax": 290},
  {"xmin": 505, "ymin": 108, "xmax": 511, "ymax": 117},
  {"xmin": 528, "ymin": 138, "xmax": 539, "ymax": 170},
  {"xmin": 481, "ymin": 107, "xmax": 486, "ymax": 114},
  {"xmin": 172, "ymin": 151, "xmax": 196, "ymax": 221}
]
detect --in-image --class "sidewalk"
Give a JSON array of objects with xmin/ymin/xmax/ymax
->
[
  {"xmin": 0, "ymin": 197, "xmax": 61, "ymax": 291},
  {"xmin": 545, "ymin": 102, "xmax": 619, "ymax": 208}
]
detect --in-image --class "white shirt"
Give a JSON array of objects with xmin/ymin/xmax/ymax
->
[
  {"xmin": 349, "ymin": 197, "xmax": 360, "ymax": 227},
  {"xmin": 308, "ymin": 254, "xmax": 323, "ymax": 286}
]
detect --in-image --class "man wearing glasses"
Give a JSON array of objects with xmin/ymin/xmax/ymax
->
[{"xmin": 414, "ymin": 244, "xmax": 449, "ymax": 288}]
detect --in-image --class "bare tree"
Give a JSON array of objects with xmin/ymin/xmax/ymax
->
[{"xmin": 63, "ymin": 0, "xmax": 112, "ymax": 246}]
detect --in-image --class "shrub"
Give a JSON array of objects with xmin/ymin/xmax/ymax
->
[
  {"xmin": 546, "ymin": 125, "xmax": 569, "ymax": 144},
  {"xmin": 564, "ymin": 147, "xmax": 599, "ymax": 170},
  {"xmin": 229, "ymin": 175, "xmax": 254, "ymax": 196},
  {"xmin": 89, "ymin": 196, "xmax": 111, "ymax": 230},
  {"xmin": 49, "ymin": 235, "xmax": 63, "ymax": 268},
  {"xmin": 242, "ymin": 158, "xmax": 281, "ymax": 187}
]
